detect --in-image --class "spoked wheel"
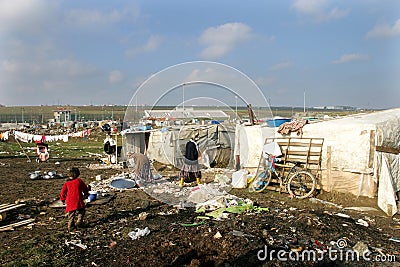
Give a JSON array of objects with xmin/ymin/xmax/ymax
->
[
  {"xmin": 250, "ymin": 169, "xmax": 272, "ymax": 193},
  {"xmin": 287, "ymin": 171, "xmax": 316, "ymax": 199}
]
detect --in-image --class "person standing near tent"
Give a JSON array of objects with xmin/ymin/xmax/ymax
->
[
  {"xmin": 60, "ymin": 167, "xmax": 90, "ymax": 232},
  {"xmin": 179, "ymin": 133, "xmax": 202, "ymax": 187},
  {"xmin": 127, "ymin": 152, "xmax": 153, "ymax": 186}
]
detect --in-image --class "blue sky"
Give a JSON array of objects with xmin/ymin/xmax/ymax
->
[{"xmin": 0, "ymin": 0, "xmax": 399, "ymax": 109}]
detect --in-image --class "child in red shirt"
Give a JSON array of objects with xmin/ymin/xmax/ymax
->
[{"xmin": 60, "ymin": 167, "xmax": 90, "ymax": 232}]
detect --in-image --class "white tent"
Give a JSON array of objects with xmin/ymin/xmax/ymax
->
[{"xmin": 234, "ymin": 108, "xmax": 400, "ymax": 216}]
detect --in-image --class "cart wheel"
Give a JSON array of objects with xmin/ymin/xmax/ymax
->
[{"xmin": 287, "ymin": 171, "xmax": 316, "ymax": 199}]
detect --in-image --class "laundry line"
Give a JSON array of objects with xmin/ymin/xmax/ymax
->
[{"xmin": 0, "ymin": 129, "xmax": 91, "ymax": 143}]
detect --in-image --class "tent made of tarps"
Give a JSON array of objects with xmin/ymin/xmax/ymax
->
[
  {"xmin": 234, "ymin": 108, "xmax": 400, "ymax": 216},
  {"xmin": 123, "ymin": 124, "xmax": 236, "ymax": 169}
]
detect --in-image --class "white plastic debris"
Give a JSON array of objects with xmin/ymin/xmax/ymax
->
[
  {"xmin": 352, "ymin": 241, "xmax": 370, "ymax": 256},
  {"xmin": 213, "ymin": 231, "xmax": 222, "ymax": 239},
  {"xmin": 65, "ymin": 239, "xmax": 87, "ymax": 250},
  {"xmin": 309, "ymin": 198, "xmax": 343, "ymax": 209},
  {"xmin": 356, "ymin": 218, "xmax": 369, "ymax": 227},
  {"xmin": 138, "ymin": 212, "xmax": 148, "ymax": 221},
  {"xmin": 128, "ymin": 227, "xmax": 150, "ymax": 240},
  {"xmin": 335, "ymin": 213, "xmax": 350, "ymax": 218},
  {"xmin": 344, "ymin": 206, "xmax": 379, "ymax": 212}
]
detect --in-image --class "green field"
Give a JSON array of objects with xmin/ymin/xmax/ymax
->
[
  {"xmin": 0, "ymin": 105, "xmax": 128, "ymax": 123},
  {"xmin": 0, "ymin": 105, "xmax": 369, "ymax": 124}
]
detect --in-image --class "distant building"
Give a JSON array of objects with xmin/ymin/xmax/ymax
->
[
  {"xmin": 313, "ymin": 106, "xmax": 356, "ymax": 111},
  {"xmin": 53, "ymin": 108, "xmax": 71, "ymax": 123},
  {"xmin": 144, "ymin": 107, "xmax": 229, "ymax": 126}
]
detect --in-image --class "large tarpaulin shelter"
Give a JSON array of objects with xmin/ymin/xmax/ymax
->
[
  {"xmin": 234, "ymin": 108, "xmax": 400, "ymax": 216},
  {"xmin": 122, "ymin": 124, "xmax": 235, "ymax": 169}
]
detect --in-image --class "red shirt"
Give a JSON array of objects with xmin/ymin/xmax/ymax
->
[{"xmin": 60, "ymin": 178, "xmax": 89, "ymax": 212}]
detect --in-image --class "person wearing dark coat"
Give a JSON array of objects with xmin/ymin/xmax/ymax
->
[{"xmin": 179, "ymin": 135, "xmax": 201, "ymax": 187}]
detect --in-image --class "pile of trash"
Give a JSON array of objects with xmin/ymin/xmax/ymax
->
[{"xmin": 29, "ymin": 171, "xmax": 64, "ymax": 180}]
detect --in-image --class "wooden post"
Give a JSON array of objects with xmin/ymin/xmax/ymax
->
[
  {"xmin": 327, "ymin": 146, "xmax": 332, "ymax": 192},
  {"xmin": 15, "ymin": 138, "xmax": 31, "ymax": 162}
]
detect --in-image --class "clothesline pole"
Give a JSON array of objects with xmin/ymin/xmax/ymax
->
[{"xmin": 15, "ymin": 138, "xmax": 31, "ymax": 162}]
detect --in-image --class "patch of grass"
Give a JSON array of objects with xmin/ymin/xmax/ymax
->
[{"xmin": 0, "ymin": 130, "xmax": 122, "ymax": 161}]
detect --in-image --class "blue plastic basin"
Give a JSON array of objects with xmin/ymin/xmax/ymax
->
[{"xmin": 266, "ymin": 118, "xmax": 291, "ymax": 127}]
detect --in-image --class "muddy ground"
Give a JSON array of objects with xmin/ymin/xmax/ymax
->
[{"xmin": 1, "ymin": 157, "xmax": 400, "ymax": 267}]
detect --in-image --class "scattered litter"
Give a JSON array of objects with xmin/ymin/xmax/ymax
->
[
  {"xmin": 335, "ymin": 213, "xmax": 351, "ymax": 218},
  {"xmin": 204, "ymin": 204, "xmax": 254, "ymax": 219},
  {"xmin": 389, "ymin": 237, "xmax": 400, "ymax": 243},
  {"xmin": 231, "ymin": 169, "xmax": 248, "ymax": 188},
  {"xmin": 229, "ymin": 230, "xmax": 254, "ymax": 237},
  {"xmin": 153, "ymin": 174, "xmax": 162, "ymax": 180},
  {"xmin": 188, "ymin": 184, "xmax": 228, "ymax": 207},
  {"xmin": 138, "ymin": 212, "xmax": 148, "ymax": 221},
  {"xmin": 128, "ymin": 227, "xmax": 150, "ymax": 240},
  {"xmin": 109, "ymin": 241, "xmax": 117, "ymax": 248},
  {"xmin": 87, "ymin": 163, "xmax": 123, "ymax": 170},
  {"xmin": 196, "ymin": 216, "xmax": 211, "ymax": 220},
  {"xmin": 355, "ymin": 219, "xmax": 369, "ymax": 227},
  {"xmin": 352, "ymin": 241, "xmax": 370, "ymax": 256},
  {"xmin": 65, "ymin": 239, "xmax": 87, "ymax": 250},
  {"xmin": 214, "ymin": 174, "xmax": 231, "ymax": 184},
  {"xmin": 371, "ymin": 247, "xmax": 386, "ymax": 257},
  {"xmin": 180, "ymin": 221, "xmax": 205, "ymax": 227},
  {"xmin": 344, "ymin": 206, "xmax": 379, "ymax": 212},
  {"xmin": 214, "ymin": 231, "xmax": 222, "ymax": 239},
  {"xmin": 309, "ymin": 198, "xmax": 343, "ymax": 209},
  {"xmin": 29, "ymin": 170, "xmax": 64, "ymax": 180}
]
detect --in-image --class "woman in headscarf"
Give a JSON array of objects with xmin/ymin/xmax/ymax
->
[
  {"xmin": 179, "ymin": 133, "xmax": 201, "ymax": 187},
  {"xmin": 127, "ymin": 152, "xmax": 153, "ymax": 187}
]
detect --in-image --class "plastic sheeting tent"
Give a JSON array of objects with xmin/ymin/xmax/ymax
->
[
  {"xmin": 234, "ymin": 108, "xmax": 400, "ymax": 216},
  {"xmin": 122, "ymin": 124, "xmax": 236, "ymax": 169}
]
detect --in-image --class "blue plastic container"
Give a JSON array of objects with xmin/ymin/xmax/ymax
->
[{"xmin": 266, "ymin": 118, "xmax": 291, "ymax": 127}]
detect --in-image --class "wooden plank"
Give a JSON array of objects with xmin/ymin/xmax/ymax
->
[
  {"xmin": 0, "ymin": 203, "xmax": 25, "ymax": 213},
  {"xmin": 0, "ymin": 203, "xmax": 16, "ymax": 209},
  {"xmin": 368, "ymin": 131, "xmax": 375, "ymax": 168},
  {"xmin": 327, "ymin": 146, "xmax": 332, "ymax": 192},
  {"xmin": 278, "ymin": 141, "xmax": 323, "ymax": 147},
  {"xmin": 0, "ymin": 218, "xmax": 35, "ymax": 232},
  {"xmin": 284, "ymin": 157, "xmax": 320, "ymax": 165},
  {"xmin": 285, "ymin": 150, "xmax": 322, "ymax": 156},
  {"xmin": 375, "ymin": 145, "xmax": 400, "ymax": 154}
]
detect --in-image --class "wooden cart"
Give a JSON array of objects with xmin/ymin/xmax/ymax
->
[{"xmin": 256, "ymin": 137, "xmax": 324, "ymax": 191}]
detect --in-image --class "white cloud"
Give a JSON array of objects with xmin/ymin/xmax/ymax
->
[
  {"xmin": 125, "ymin": 35, "xmax": 163, "ymax": 58},
  {"xmin": 365, "ymin": 19, "xmax": 400, "ymax": 39},
  {"xmin": 109, "ymin": 70, "xmax": 124, "ymax": 83},
  {"xmin": 255, "ymin": 76, "xmax": 276, "ymax": 87},
  {"xmin": 199, "ymin": 22, "xmax": 253, "ymax": 59},
  {"xmin": 0, "ymin": 0, "xmax": 57, "ymax": 35},
  {"xmin": 66, "ymin": 9, "xmax": 122, "ymax": 27},
  {"xmin": 292, "ymin": 0, "xmax": 349, "ymax": 22},
  {"xmin": 270, "ymin": 61, "xmax": 293, "ymax": 71},
  {"xmin": 332, "ymin": 54, "xmax": 369, "ymax": 64},
  {"xmin": 2, "ymin": 58, "xmax": 100, "ymax": 80}
]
